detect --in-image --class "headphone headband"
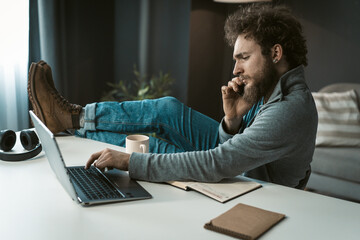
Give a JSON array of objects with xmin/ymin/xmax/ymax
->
[{"xmin": 0, "ymin": 144, "xmax": 42, "ymax": 161}]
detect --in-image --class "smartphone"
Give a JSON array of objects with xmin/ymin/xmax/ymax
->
[{"xmin": 237, "ymin": 84, "xmax": 245, "ymax": 96}]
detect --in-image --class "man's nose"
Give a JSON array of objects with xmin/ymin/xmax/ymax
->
[{"xmin": 233, "ymin": 62, "xmax": 243, "ymax": 76}]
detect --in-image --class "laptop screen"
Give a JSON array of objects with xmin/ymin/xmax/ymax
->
[{"xmin": 29, "ymin": 111, "xmax": 78, "ymax": 201}]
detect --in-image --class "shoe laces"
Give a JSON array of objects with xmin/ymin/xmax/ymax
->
[{"xmin": 50, "ymin": 90, "xmax": 82, "ymax": 113}]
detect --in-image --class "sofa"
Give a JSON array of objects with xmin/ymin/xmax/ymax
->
[{"xmin": 306, "ymin": 83, "xmax": 360, "ymax": 202}]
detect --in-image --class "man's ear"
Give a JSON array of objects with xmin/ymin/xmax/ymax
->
[{"xmin": 271, "ymin": 44, "xmax": 283, "ymax": 63}]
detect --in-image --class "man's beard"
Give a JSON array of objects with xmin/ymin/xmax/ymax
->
[{"xmin": 242, "ymin": 57, "xmax": 279, "ymax": 105}]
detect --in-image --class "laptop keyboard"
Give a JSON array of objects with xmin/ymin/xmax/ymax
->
[{"xmin": 68, "ymin": 167, "xmax": 124, "ymax": 200}]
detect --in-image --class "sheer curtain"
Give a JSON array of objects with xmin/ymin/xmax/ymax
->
[{"xmin": 0, "ymin": 0, "xmax": 29, "ymax": 131}]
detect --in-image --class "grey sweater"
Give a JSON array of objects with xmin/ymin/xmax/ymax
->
[{"xmin": 129, "ymin": 66, "xmax": 318, "ymax": 188}]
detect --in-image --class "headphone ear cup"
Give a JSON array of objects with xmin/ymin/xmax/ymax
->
[
  {"xmin": 0, "ymin": 130, "xmax": 16, "ymax": 151},
  {"xmin": 20, "ymin": 130, "xmax": 39, "ymax": 150}
]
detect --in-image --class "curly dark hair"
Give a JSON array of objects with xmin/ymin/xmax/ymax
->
[{"xmin": 224, "ymin": 4, "xmax": 308, "ymax": 68}]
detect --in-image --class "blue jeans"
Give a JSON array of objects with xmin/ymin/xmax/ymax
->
[{"xmin": 76, "ymin": 97, "xmax": 220, "ymax": 153}]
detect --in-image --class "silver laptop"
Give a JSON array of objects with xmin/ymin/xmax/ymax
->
[{"xmin": 30, "ymin": 111, "xmax": 152, "ymax": 206}]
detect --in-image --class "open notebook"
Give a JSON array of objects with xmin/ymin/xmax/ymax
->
[{"xmin": 168, "ymin": 178, "xmax": 261, "ymax": 203}]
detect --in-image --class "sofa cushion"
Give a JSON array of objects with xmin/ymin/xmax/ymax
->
[
  {"xmin": 319, "ymin": 83, "xmax": 360, "ymax": 107},
  {"xmin": 312, "ymin": 90, "xmax": 360, "ymax": 147},
  {"xmin": 311, "ymin": 147, "xmax": 360, "ymax": 183}
]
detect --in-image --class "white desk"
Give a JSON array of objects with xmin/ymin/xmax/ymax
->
[{"xmin": 1, "ymin": 135, "xmax": 359, "ymax": 240}]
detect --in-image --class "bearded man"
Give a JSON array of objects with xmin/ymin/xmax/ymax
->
[{"xmin": 28, "ymin": 4, "xmax": 317, "ymax": 189}]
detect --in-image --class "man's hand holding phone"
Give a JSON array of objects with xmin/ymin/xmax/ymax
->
[{"xmin": 221, "ymin": 77, "xmax": 252, "ymax": 134}]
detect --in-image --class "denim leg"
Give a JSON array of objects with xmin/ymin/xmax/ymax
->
[
  {"xmin": 75, "ymin": 97, "xmax": 220, "ymax": 153},
  {"xmin": 79, "ymin": 131, "xmax": 183, "ymax": 153}
]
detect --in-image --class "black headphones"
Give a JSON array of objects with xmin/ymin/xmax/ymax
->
[{"xmin": 0, "ymin": 129, "xmax": 42, "ymax": 161}]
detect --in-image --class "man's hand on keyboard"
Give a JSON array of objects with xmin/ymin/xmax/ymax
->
[{"xmin": 85, "ymin": 148, "xmax": 130, "ymax": 172}]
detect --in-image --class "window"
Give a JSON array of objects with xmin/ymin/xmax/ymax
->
[{"xmin": 0, "ymin": 0, "xmax": 29, "ymax": 130}]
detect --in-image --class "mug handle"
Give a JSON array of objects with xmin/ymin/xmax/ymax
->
[{"xmin": 140, "ymin": 144, "xmax": 147, "ymax": 153}]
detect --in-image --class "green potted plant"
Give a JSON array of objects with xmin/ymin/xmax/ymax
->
[{"xmin": 101, "ymin": 66, "xmax": 175, "ymax": 102}]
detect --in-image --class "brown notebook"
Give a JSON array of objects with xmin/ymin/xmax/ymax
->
[{"xmin": 204, "ymin": 203, "xmax": 285, "ymax": 240}]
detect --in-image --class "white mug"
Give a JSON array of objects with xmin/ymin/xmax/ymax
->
[{"xmin": 125, "ymin": 134, "xmax": 149, "ymax": 154}]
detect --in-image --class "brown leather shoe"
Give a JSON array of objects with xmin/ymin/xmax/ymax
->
[
  {"xmin": 36, "ymin": 60, "xmax": 56, "ymax": 89},
  {"xmin": 28, "ymin": 61, "xmax": 82, "ymax": 134}
]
